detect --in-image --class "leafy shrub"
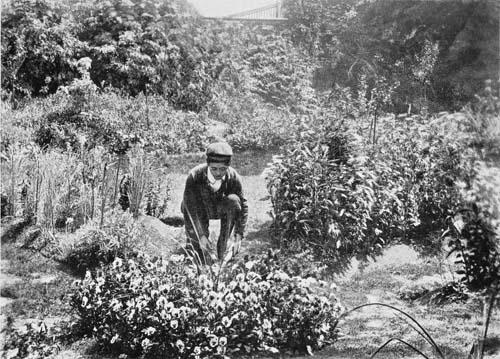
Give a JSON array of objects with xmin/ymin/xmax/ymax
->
[
  {"xmin": 266, "ymin": 116, "xmax": 388, "ymax": 271},
  {"xmin": 1, "ymin": 0, "xmax": 82, "ymax": 100},
  {"xmin": 242, "ymin": 34, "xmax": 317, "ymax": 112},
  {"xmin": 221, "ymin": 99, "xmax": 295, "ymax": 151},
  {"xmin": 71, "ymin": 253, "xmax": 343, "ymax": 358},
  {"xmin": 364, "ymin": 84, "xmax": 500, "ymax": 293},
  {"xmin": 450, "ymin": 162, "xmax": 500, "ymax": 292},
  {"xmin": 63, "ymin": 212, "xmax": 140, "ymax": 274},
  {"xmin": 29, "ymin": 89, "xmax": 208, "ymax": 154},
  {"xmin": 1, "ymin": 0, "xmax": 219, "ymax": 111},
  {"xmin": 368, "ymin": 115, "xmax": 463, "ymax": 253},
  {"xmin": 76, "ymin": 0, "xmax": 216, "ymax": 111},
  {"xmin": 204, "ymin": 22, "xmax": 316, "ymax": 150}
]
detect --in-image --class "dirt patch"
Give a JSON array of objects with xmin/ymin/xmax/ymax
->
[
  {"xmin": 0, "ymin": 297, "xmax": 16, "ymax": 308},
  {"xmin": 135, "ymin": 214, "xmax": 184, "ymax": 257},
  {"xmin": 30, "ymin": 273, "xmax": 58, "ymax": 284}
]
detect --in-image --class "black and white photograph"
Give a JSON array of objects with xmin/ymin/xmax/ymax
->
[{"xmin": 1, "ymin": 0, "xmax": 499, "ymax": 358}]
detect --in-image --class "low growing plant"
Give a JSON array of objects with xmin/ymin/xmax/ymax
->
[
  {"xmin": 71, "ymin": 252, "xmax": 343, "ymax": 358},
  {"xmin": 2, "ymin": 320, "xmax": 66, "ymax": 359}
]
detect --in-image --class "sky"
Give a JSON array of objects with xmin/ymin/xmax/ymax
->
[{"xmin": 187, "ymin": 0, "xmax": 275, "ymax": 17}]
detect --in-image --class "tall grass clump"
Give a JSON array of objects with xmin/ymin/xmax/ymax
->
[
  {"xmin": 119, "ymin": 146, "xmax": 170, "ymax": 219},
  {"xmin": 36, "ymin": 150, "xmax": 78, "ymax": 229}
]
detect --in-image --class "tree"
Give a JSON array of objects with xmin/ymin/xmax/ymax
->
[
  {"xmin": 282, "ymin": 0, "xmax": 499, "ymax": 111},
  {"xmin": 1, "ymin": 0, "xmax": 82, "ymax": 101}
]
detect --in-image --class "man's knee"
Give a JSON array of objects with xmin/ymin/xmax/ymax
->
[{"xmin": 224, "ymin": 194, "xmax": 241, "ymax": 214}]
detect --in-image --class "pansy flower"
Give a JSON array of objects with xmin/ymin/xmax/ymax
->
[
  {"xmin": 221, "ymin": 316, "xmax": 231, "ymax": 327},
  {"xmin": 141, "ymin": 338, "xmax": 151, "ymax": 350},
  {"xmin": 208, "ymin": 334, "xmax": 218, "ymax": 347},
  {"xmin": 219, "ymin": 336, "xmax": 227, "ymax": 346},
  {"xmin": 165, "ymin": 301, "xmax": 174, "ymax": 312},
  {"xmin": 216, "ymin": 345, "xmax": 226, "ymax": 355},
  {"xmin": 175, "ymin": 339, "xmax": 185, "ymax": 352}
]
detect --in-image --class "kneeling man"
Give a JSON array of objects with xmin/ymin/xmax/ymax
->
[{"xmin": 181, "ymin": 142, "xmax": 248, "ymax": 262}]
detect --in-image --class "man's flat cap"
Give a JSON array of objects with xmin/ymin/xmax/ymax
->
[
  {"xmin": 206, "ymin": 142, "xmax": 233, "ymax": 157},
  {"xmin": 206, "ymin": 142, "xmax": 233, "ymax": 165}
]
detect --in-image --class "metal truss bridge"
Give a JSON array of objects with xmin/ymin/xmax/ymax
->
[{"xmin": 203, "ymin": 1, "xmax": 287, "ymax": 22}]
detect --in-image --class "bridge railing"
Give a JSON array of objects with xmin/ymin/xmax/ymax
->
[{"xmin": 225, "ymin": 1, "xmax": 286, "ymax": 20}]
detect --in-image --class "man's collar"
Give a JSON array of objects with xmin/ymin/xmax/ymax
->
[{"xmin": 207, "ymin": 167, "xmax": 226, "ymax": 184}]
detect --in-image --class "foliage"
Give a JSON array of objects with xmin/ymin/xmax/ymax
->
[
  {"xmin": 62, "ymin": 212, "xmax": 141, "ymax": 274},
  {"xmin": 121, "ymin": 146, "xmax": 171, "ymax": 218},
  {"xmin": 266, "ymin": 81, "xmax": 499, "ymax": 281},
  {"xmin": 0, "ymin": 143, "xmax": 88, "ymax": 227},
  {"xmin": 366, "ymin": 83, "xmax": 500, "ymax": 293},
  {"xmin": 282, "ymin": 0, "xmax": 499, "ymax": 111},
  {"xmin": 266, "ymin": 114, "xmax": 392, "ymax": 272},
  {"xmin": 1, "ymin": 320, "xmax": 64, "ymax": 359},
  {"xmin": 204, "ymin": 21, "xmax": 316, "ymax": 150},
  {"xmin": 367, "ymin": 115, "xmax": 463, "ymax": 253},
  {"xmin": 1, "ymin": 0, "xmax": 227, "ymax": 111},
  {"xmin": 144, "ymin": 178, "xmax": 171, "ymax": 219},
  {"xmin": 1, "ymin": 0, "xmax": 82, "ymax": 101},
  {"xmin": 0, "ymin": 138, "xmax": 173, "ymax": 234},
  {"xmin": 241, "ymin": 34, "xmax": 317, "ymax": 112},
  {"xmin": 221, "ymin": 99, "xmax": 295, "ymax": 151},
  {"xmin": 446, "ymin": 86, "xmax": 500, "ymax": 292},
  {"xmin": 3, "ymin": 80, "xmax": 208, "ymax": 155},
  {"xmin": 71, "ymin": 253, "xmax": 342, "ymax": 358},
  {"xmin": 75, "ymin": 0, "xmax": 216, "ymax": 111}
]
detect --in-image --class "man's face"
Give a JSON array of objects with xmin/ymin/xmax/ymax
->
[{"xmin": 209, "ymin": 163, "xmax": 228, "ymax": 180}]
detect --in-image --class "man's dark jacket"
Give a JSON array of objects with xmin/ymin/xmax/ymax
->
[{"xmin": 182, "ymin": 164, "xmax": 248, "ymax": 236}]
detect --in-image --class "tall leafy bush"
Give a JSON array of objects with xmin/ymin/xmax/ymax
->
[
  {"xmin": 1, "ymin": 0, "xmax": 82, "ymax": 99},
  {"xmin": 266, "ymin": 115, "xmax": 390, "ymax": 271}
]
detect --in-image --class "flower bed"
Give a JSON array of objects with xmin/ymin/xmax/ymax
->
[{"xmin": 71, "ymin": 253, "xmax": 343, "ymax": 358}]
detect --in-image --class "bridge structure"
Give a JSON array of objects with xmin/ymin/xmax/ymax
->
[{"xmin": 202, "ymin": 1, "xmax": 287, "ymax": 22}]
